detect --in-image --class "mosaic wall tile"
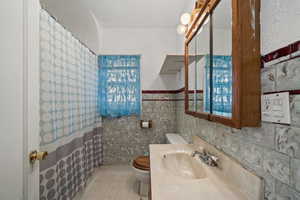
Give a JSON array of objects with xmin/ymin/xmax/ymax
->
[
  {"xmin": 102, "ymin": 94, "xmax": 177, "ymax": 164},
  {"xmin": 276, "ymin": 125, "xmax": 300, "ymax": 159}
]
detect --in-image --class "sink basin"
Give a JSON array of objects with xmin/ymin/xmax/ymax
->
[
  {"xmin": 150, "ymin": 142, "xmax": 264, "ymax": 200},
  {"xmin": 162, "ymin": 152, "xmax": 207, "ymax": 179}
]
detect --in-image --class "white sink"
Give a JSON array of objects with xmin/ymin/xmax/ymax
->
[
  {"xmin": 162, "ymin": 152, "xmax": 206, "ymax": 179},
  {"xmin": 150, "ymin": 140, "xmax": 264, "ymax": 200}
]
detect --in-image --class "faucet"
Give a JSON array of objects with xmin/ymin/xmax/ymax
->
[{"xmin": 191, "ymin": 149, "xmax": 219, "ymax": 167}]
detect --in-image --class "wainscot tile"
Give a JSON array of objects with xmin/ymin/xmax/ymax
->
[
  {"xmin": 264, "ymin": 175, "xmax": 277, "ymax": 200},
  {"xmin": 275, "ymin": 125, "xmax": 300, "ymax": 159},
  {"xmin": 291, "ymin": 95, "xmax": 300, "ymax": 128},
  {"xmin": 276, "ymin": 57, "xmax": 300, "ymax": 91},
  {"xmin": 221, "ymin": 134, "xmax": 241, "ymax": 160},
  {"xmin": 239, "ymin": 141, "xmax": 264, "ymax": 171},
  {"xmin": 291, "ymin": 158, "xmax": 300, "ymax": 192},
  {"xmin": 261, "ymin": 66, "xmax": 276, "ymax": 93},
  {"xmin": 242, "ymin": 122, "xmax": 275, "ymax": 149},
  {"xmin": 211, "ymin": 124, "xmax": 232, "ymax": 150},
  {"xmin": 103, "ymin": 95, "xmax": 176, "ymax": 164},
  {"xmin": 263, "ymin": 149, "xmax": 290, "ymax": 184},
  {"xmin": 275, "ymin": 180, "xmax": 300, "ymax": 200},
  {"xmin": 254, "ymin": 171, "xmax": 276, "ymax": 200}
]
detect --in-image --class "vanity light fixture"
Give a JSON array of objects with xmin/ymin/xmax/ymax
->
[
  {"xmin": 177, "ymin": 13, "xmax": 191, "ymax": 35},
  {"xmin": 180, "ymin": 13, "xmax": 192, "ymax": 25},
  {"xmin": 177, "ymin": 24, "xmax": 187, "ymax": 35}
]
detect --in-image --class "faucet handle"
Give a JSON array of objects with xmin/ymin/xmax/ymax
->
[
  {"xmin": 210, "ymin": 155, "xmax": 219, "ymax": 162},
  {"xmin": 208, "ymin": 154, "xmax": 219, "ymax": 167},
  {"xmin": 191, "ymin": 150, "xmax": 200, "ymax": 157}
]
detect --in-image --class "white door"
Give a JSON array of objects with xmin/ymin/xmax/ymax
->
[{"xmin": 0, "ymin": 0, "xmax": 41, "ymax": 199}]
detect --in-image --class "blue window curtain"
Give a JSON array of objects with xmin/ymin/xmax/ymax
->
[
  {"xmin": 205, "ymin": 55, "xmax": 232, "ymax": 117},
  {"xmin": 98, "ymin": 55, "xmax": 141, "ymax": 117}
]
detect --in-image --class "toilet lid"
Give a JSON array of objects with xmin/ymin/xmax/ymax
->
[{"xmin": 133, "ymin": 156, "xmax": 150, "ymax": 171}]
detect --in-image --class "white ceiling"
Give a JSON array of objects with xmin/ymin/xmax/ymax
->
[
  {"xmin": 84, "ymin": 0, "xmax": 189, "ymax": 28},
  {"xmin": 41, "ymin": 0, "xmax": 190, "ymax": 28},
  {"xmin": 41, "ymin": 0, "xmax": 231, "ymax": 29},
  {"xmin": 39, "ymin": 0, "xmax": 231, "ymax": 52}
]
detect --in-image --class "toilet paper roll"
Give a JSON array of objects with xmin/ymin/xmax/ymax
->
[{"xmin": 142, "ymin": 121, "xmax": 149, "ymax": 128}]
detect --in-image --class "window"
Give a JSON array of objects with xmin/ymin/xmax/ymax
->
[
  {"xmin": 99, "ymin": 55, "xmax": 141, "ymax": 117},
  {"xmin": 205, "ymin": 55, "xmax": 232, "ymax": 117}
]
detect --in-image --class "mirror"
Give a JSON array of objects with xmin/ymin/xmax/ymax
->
[
  {"xmin": 184, "ymin": 0, "xmax": 261, "ymax": 128},
  {"xmin": 187, "ymin": 34, "xmax": 196, "ymax": 112},
  {"xmin": 186, "ymin": 0, "xmax": 233, "ymax": 118},
  {"xmin": 187, "ymin": 15, "xmax": 210, "ymax": 114},
  {"xmin": 211, "ymin": 0, "xmax": 233, "ymax": 118}
]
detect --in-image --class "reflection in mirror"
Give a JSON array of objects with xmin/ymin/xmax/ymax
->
[
  {"xmin": 195, "ymin": 17, "xmax": 210, "ymax": 114},
  {"xmin": 210, "ymin": 0, "xmax": 233, "ymax": 117},
  {"xmin": 187, "ymin": 16, "xmax": 210, "ymax": 113},
  {"xmin": 188, "ymin": 36, "xmax": 196, "ymax": 112}
]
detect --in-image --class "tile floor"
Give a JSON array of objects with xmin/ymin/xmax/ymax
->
[{"xmin": 80, "ymin": 165, "xmax": 148, "ymax": 200}]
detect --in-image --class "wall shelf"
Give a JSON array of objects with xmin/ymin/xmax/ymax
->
[{"xmin": 160, "ymin": 55, "xmax": 197, "ymax": 74}]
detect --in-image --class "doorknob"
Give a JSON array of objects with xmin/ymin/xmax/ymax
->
[{"xmin": 29, "ymin": 150, "xmax": 48, "ymax": 163}]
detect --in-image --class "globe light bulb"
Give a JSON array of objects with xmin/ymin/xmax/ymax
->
[
  {"xmin": 180, "ymin": 13, "xmax": 191, "ymax": 25},
  {"xmin": 177, "ymin": 24, "xmax": 187, "ymax": 35}
]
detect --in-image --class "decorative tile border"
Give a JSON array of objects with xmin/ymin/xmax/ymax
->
[
  {"xmin": 262, "ymin": 40, "xmax": 300, "ymax": 67},
  {"xmin": 142, "ymin": 88, "xmax": 185, "ymax": 94},
  {"xmin": 264, "ymin": 90, "xmax": 300, "ymax": 95},
  {"xmin": 142, "ymin": 88, "xmax": 203, "ymax": 101}
]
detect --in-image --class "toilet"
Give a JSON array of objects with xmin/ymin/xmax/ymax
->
[
  {"xmin": 165, "ymin": 133, "xmax": 188, "ymax": 144},
  {"xmin": 132, "ymin": 133, "xmax": 187, "ymax": 197}
]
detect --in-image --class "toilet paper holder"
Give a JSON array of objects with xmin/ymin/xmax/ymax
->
[{"xmin": 140, "ymin": 120, "xmax": 153, "ymax": 129}]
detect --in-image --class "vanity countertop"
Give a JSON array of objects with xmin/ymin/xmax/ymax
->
[{"xmin": 149, "ymin": 137, "xmax": 264, "ymax": 200}]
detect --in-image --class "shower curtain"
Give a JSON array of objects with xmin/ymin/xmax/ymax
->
[{"xmin": 39, "ymin": 9, "xmax": 102, "ymax": 200}]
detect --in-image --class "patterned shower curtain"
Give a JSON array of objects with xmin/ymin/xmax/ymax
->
[{"xmin": 39, "ymin": 9, "xmax": 103, "ymax": 200}]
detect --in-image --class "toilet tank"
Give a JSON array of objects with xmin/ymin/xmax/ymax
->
[{"xmin": 165, "ymin": 133, "xmax": 187, "ymax": 144}]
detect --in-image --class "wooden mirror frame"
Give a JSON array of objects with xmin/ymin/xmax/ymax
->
[{"xmin": 184, "ymin": 0, "xmax": 261, "ymax": 129}]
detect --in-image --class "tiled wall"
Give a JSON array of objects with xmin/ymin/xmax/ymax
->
[
  {"xmin": 175, "ymin": 55, "xmax": 300, "ymax": 199},
  {"xmin": 102, "ymin": 93, "xmax": 177, "ymax": 164}
]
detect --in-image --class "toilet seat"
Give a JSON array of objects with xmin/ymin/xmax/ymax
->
[{"xmin": 133, "ymin": 156, "xmax": 150, "ymax": 171}]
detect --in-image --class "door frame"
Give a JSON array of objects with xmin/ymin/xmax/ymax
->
[{"xmin": 23, "ymin": 0, "xmax": 41, "ymax": 199}]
